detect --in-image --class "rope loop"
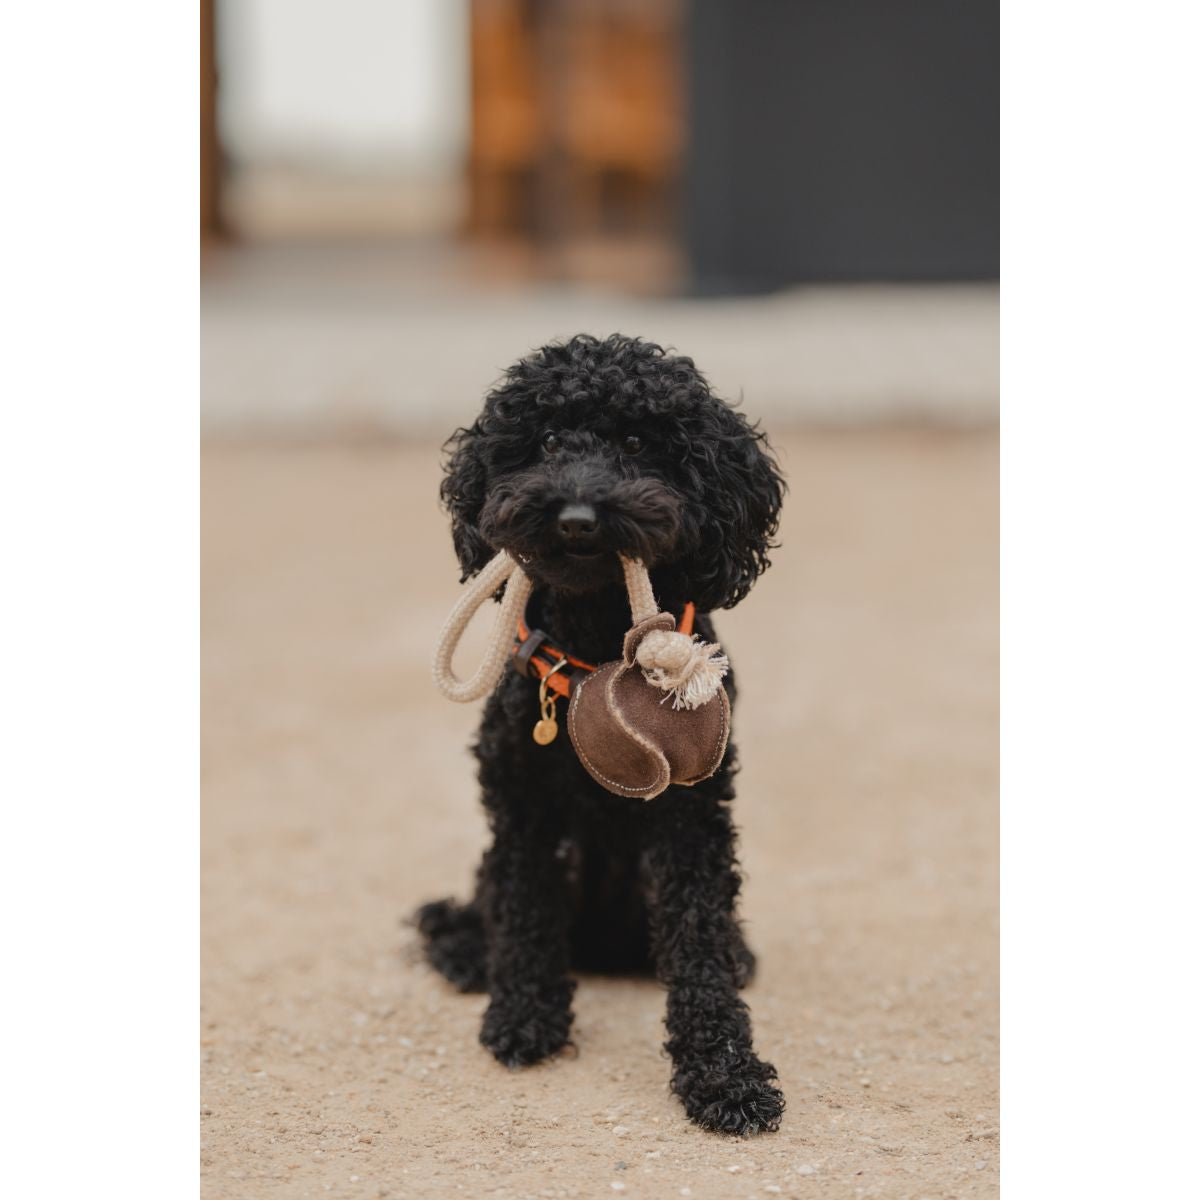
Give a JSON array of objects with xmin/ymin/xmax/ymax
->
[
  {"xmin": 431, "ymin": 551, "xmax": 532, "ymax": 702},
  {"xmin": 431, "ymin": 552, "xmax": 725, "ymax": 709}
]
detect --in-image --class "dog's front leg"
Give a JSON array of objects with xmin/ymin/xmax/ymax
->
[
  {"xmin": 477, "ymin": 790, "xmax": 575, "ymax": 1068},
  {"xmin": 646, "ymin": 787, "xmax": 784, "ymax": 1134}
]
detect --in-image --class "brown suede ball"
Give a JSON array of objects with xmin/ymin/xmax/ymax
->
[{"xmin": 567, "ymin": 614, "xmax": 730, "ymax": 799}]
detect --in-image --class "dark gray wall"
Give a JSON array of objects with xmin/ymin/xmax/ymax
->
[{"xmin": 685, "ymin": 0, "xmax": 999, "ymax": 292}]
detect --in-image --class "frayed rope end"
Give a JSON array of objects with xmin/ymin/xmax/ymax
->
[{"xmin": 634, "ymin": 629, "xmax": 729, "ymax": 710}]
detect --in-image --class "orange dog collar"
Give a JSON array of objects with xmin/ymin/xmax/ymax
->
[{"xmin": 513, "ymin": 602, "xmax": 696, "ymax": 699}]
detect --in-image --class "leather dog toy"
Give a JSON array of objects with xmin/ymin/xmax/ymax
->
[{"xmin": 432, "ymin": 553, "xmax": 730, "ymax": 798}]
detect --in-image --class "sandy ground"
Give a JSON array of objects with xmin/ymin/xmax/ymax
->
[{"xmin": 201, "ymin": 431, "xmax": 998, "ymax": 1200}]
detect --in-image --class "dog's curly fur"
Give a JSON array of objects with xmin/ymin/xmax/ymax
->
[{"xmin": 416, "ymin": 333, "xmax": 786, "ymax": 1135}]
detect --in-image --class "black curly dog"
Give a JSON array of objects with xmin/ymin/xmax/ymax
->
[{"xmin": 416, "ymin": 334, "xmax": 786, "ymax": 1135}]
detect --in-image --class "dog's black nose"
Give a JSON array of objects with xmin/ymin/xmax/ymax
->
[{"xmin": 558, "ymin": 503, "xmax": 598, "ymax": 541}]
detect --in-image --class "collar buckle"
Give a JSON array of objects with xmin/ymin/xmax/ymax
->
[{"xmin": 512, "ymin": 627, "xmax": 550, "ymax": 679}]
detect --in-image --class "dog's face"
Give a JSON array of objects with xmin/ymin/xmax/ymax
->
[{"xmin": 441, "ymin": 334, "xmax": 784, "ymax": 612}]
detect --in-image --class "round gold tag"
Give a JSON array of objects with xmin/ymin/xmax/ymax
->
[{"xmin": 532, "ymin": 717, "xmax": 558, "ymax": 745}]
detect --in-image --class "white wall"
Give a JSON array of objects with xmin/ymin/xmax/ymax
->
[{"xmin": 218, "ymin": 0, "xmax": 469, "ymax": 174}]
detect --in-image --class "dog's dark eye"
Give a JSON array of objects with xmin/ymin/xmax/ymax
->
[
  {"xmin": 620, "ymin": 435, "xmax": 644, "ymax": 456},
  {"xmin": 541, "ymin": 431, "xmax": 561, "ymax": 455}
]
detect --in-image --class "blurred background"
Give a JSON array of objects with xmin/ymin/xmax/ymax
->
[
  {"xmin": 202, "ymin": 5, "xmax": 999, "ymax": 1194},
  {"xmin": 201, "ymin": 0, "xmax": 997, "ymax": 435}
]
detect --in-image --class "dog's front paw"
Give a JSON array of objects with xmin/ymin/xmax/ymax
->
[
  {"xmin": 480, "ymin": 984, "xmax": 574, "ymax": 1068},
  {"xmin": 673, "ymin": 1052, "xmax": 784, "ymax": 1135}
]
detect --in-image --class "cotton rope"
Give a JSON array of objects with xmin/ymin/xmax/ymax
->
[
  {"xmin": 431, "ymin": 550, "xmax": 532, "ymax": 703},
  {"xmin": 621, "ymin": 555, "xmax": 659, "ymax": 625},
  {"xmin": 432, "ymin": 552, "xmax": 728, "ymax": 710}
]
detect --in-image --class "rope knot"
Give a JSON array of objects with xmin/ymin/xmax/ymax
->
[{"xmin": 635, "ymin": 628, "xmax": 729, "ymax": 711}]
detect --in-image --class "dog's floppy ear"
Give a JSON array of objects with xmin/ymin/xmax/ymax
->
[
  {"xmin": 440, "ymin": 422, "xmax": 494, "ymax": 580},
  {"xmin": 688, "ymin": 403, "xmax": 785, "ymax": 612}
]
